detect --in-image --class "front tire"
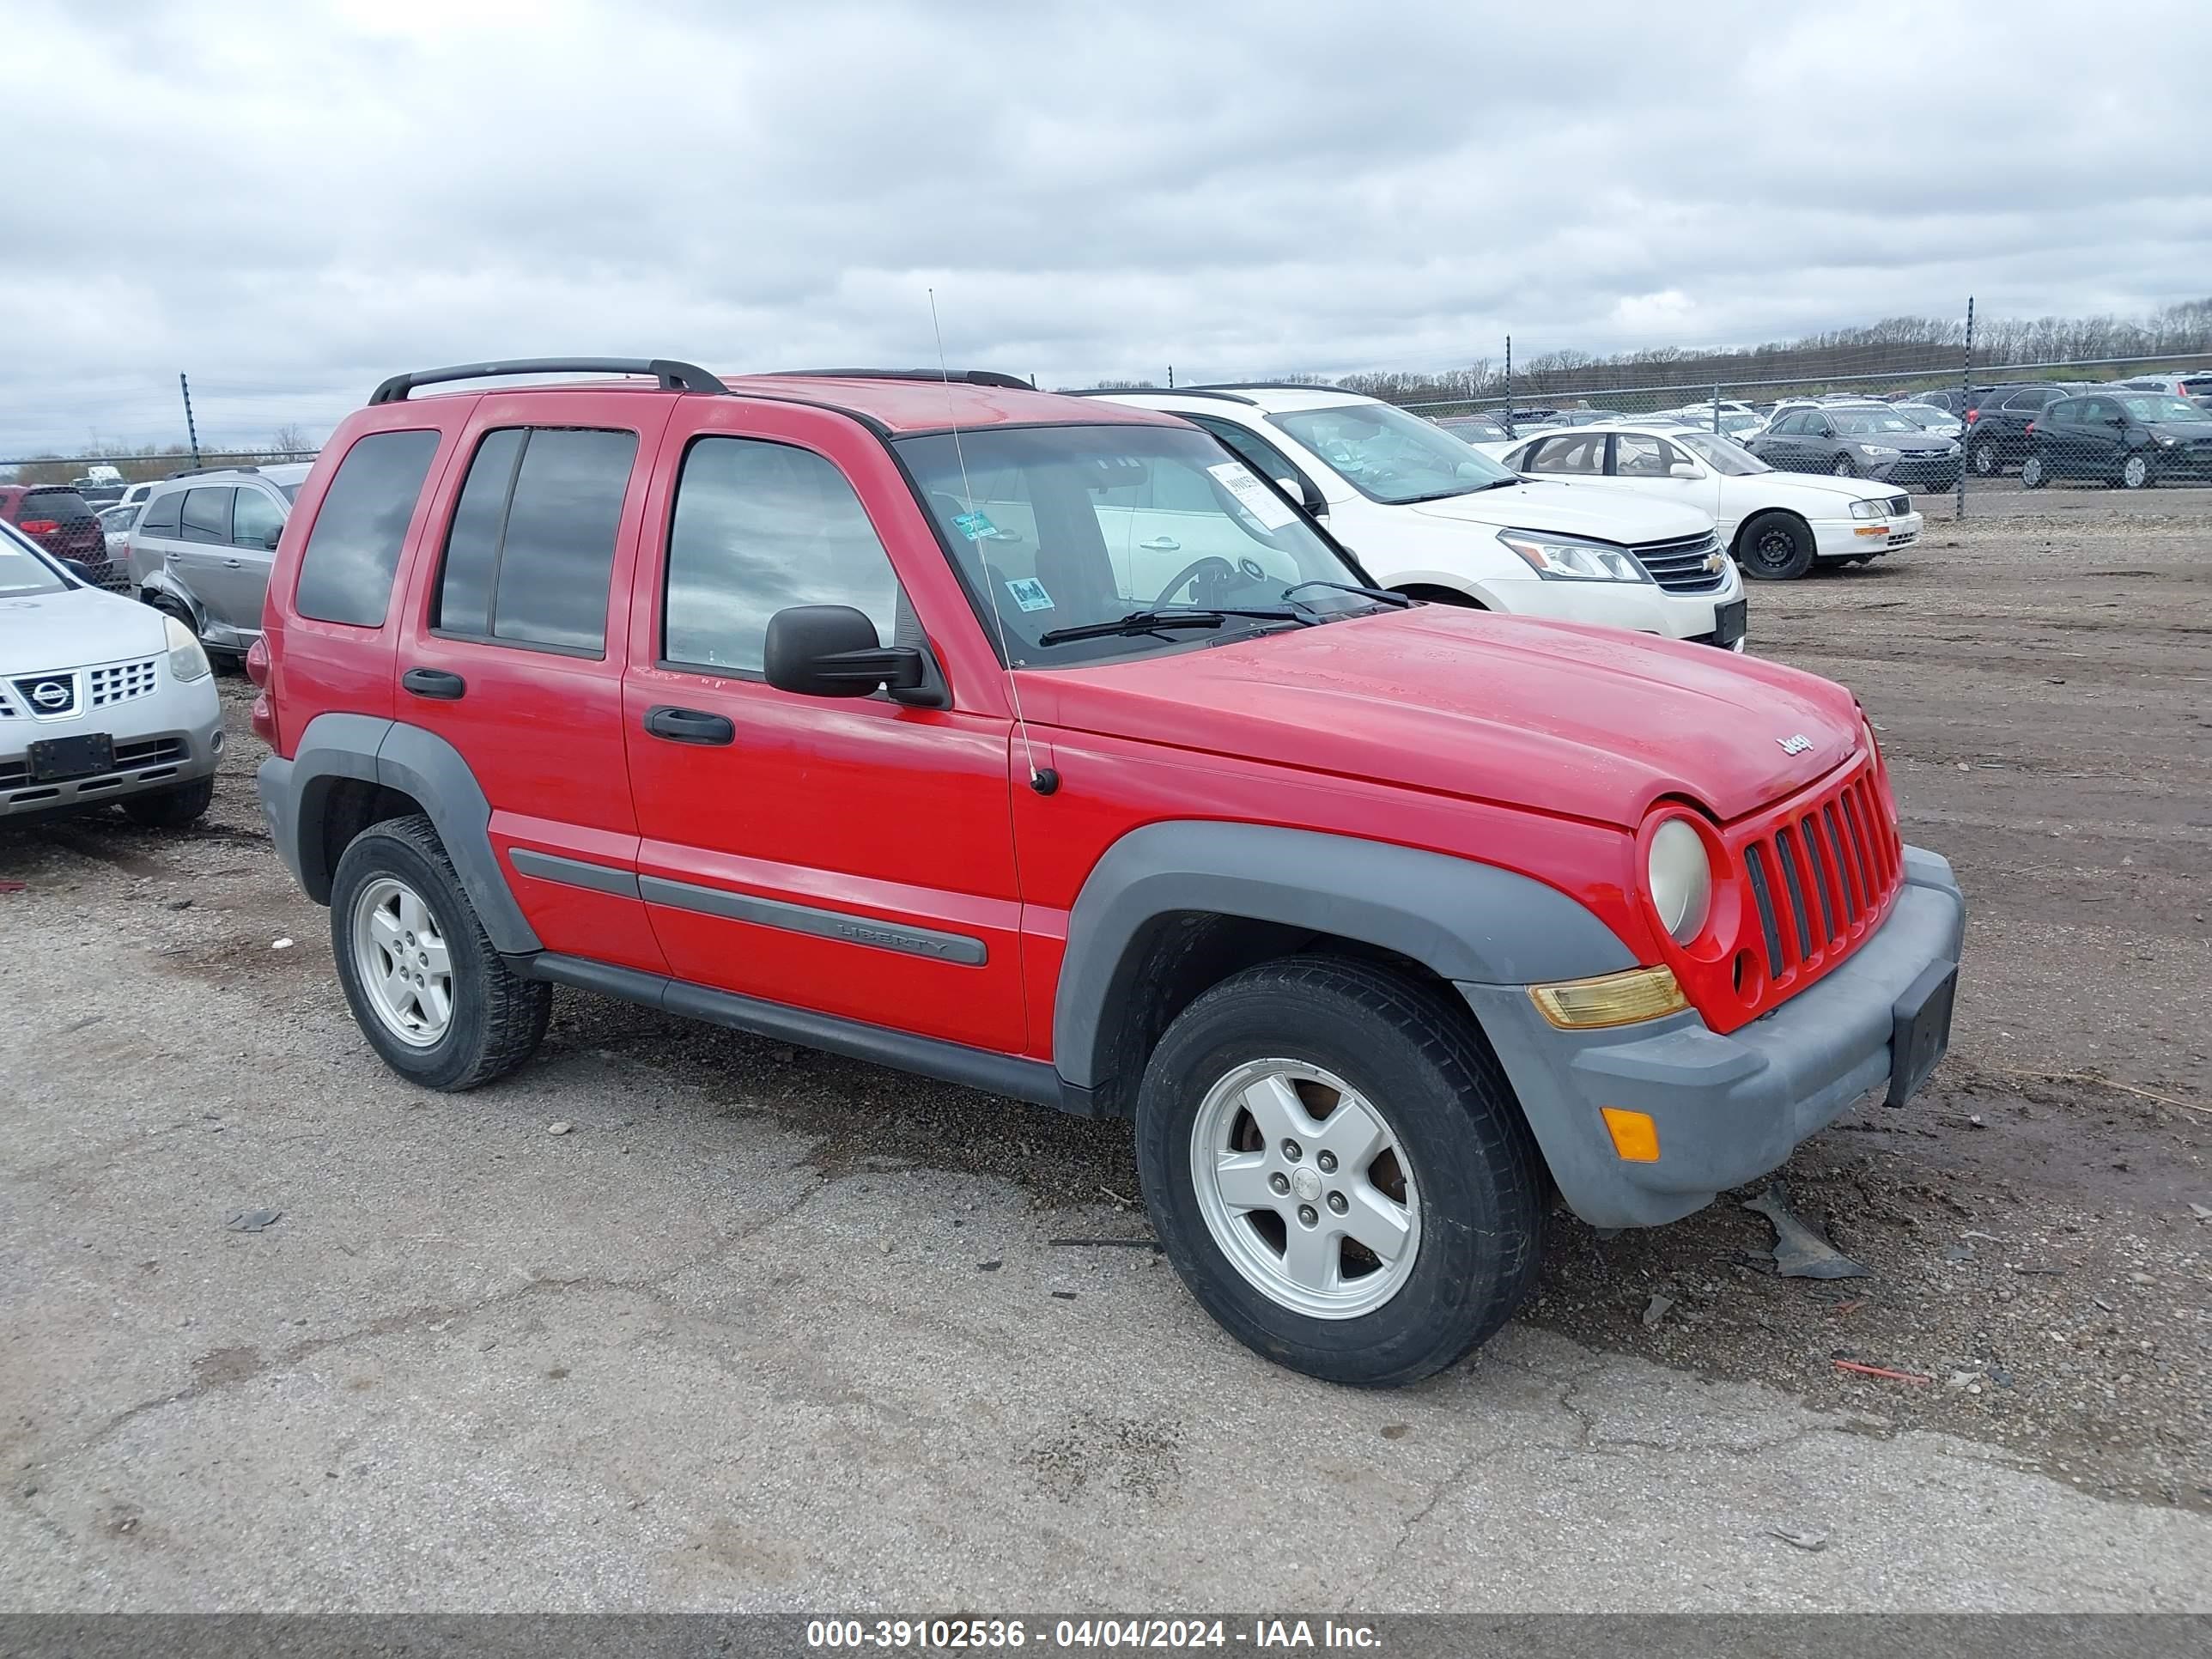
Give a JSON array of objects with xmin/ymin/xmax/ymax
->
[
  {"xmin": 1135, "ymin": 957, "xmax": 1544, "ymax": 1387},
  {"xmin": 120, "ymin": 776, "xmax": 213, "ymax": 829},
  {"xmin": 1831, "ymin": 454, "xmax": 1856, "ymax": 477},
  {"xmin": 2119, "ymin": 453, "xmax": 2154, "ymax": 490},
  {"xmin": 1737, "ymin": 510, "xmax": 1816, "ymax": 581},
  {"xmin": 330, "ymin": 814, "xmax": 550, "ymax": 1091}
]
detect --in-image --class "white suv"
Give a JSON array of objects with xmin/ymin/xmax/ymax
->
[{"xmin": 1094, "ymin": 386, "xmax": 1746, "ymax": 651}]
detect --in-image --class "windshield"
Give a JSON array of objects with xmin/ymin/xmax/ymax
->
[
  {"xmin": 2118, "ymin": 394, "xmax": 2203, "ymax": 422},
  {"xmin": 1269, "ymin": 401, "xmax": 1520, "ymax": 504},
  {"xmin": 895, "ymin": 423, "xmax": 1382, "ymax": 665},
  {"xmin": 0, "ymin": 525, "xmax": 68, "ymax": 596},
  {"xmin": 1676, "ymin": 431, "xmax": 1771, "ymax": 476},
  {"xmin": 1830, "ymin": 410, "xmax": 1923, "ymax": 437},
  {"xmin": 1893, "ymin": 404, "xmax": 1952, "ymax": 427}
]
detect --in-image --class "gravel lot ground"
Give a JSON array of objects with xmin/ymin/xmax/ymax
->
[{"xmin": 3, "ymin": 498, "xmax": 2208, "ymax": 1612}]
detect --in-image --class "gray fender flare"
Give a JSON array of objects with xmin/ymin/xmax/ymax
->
[
  {"xmin": 137, "ymin": 568, "xmax": 204, "ymax": 628},
  {"xmin": 257, "ymin": 713, "xmax": 540, "ymax": 954},
  {"xmin": 1053, "ymin": 821, "xmax": 1635, "ymax": 1094}
]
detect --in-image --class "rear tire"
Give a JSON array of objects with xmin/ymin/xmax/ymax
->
[
  {"xmin": 1134, "ymin": 957, "xmax": 1545, "ymax": 1387},
  {"xmin": 329, "ymin": 813, "xmax": 550, "ymax": 1091},
  {"xmin": 120, "ymin": 776, "xmax": 213, "ymax": 829},
  {"xmin": 1737, "ymin": 511, "xmax": 1816, "ymax": 581},
  {"xmin": 2020, "ymin": 454, "xmax": 2047, "ymax": 489},
  {"xmin": 1970, "ymin": 440, "xmax": 2000, "ymax": 477}
]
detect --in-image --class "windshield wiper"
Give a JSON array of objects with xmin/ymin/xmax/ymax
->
[
  {"xmin": 1036, "ymin": 607, "xmax": 1310, "ymax": 646},
  {"xmin": 1280, "ymin": 580, "xmax": 1413, "ymax": 608},
  {"xmin": 1400, "ymin": 478, "xmax": 1520, "ymax": 503}
]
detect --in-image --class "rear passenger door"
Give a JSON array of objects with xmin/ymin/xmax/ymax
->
[
  {"xmin": 204, "ymin": 485, "xmax": 286, "ymax": 639},
  {"xmin": 170, "ymin": 486, "xmax": 238, "ymax": 628},
  {"xmin": 391, "ymin": 392, "xmax": 677, "ymax": 977},
  {"xmin": 619, "ymin": 398, "xmax": 1028, "ymax": 1055}
]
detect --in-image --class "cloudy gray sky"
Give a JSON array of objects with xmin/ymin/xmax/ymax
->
[{"xmin": 5, "ymin": 0, "xmax": 2209, "ymax": 456}]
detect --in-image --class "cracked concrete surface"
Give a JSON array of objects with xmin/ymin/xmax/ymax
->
[{"xmin": 3, "ymin": 861, "xmax": 2209, "ymax": 1614}]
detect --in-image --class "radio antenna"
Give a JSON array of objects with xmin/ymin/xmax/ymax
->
[{"xmin": 929, "ymin": 287, "xmax": 1057, "ymax": 795}]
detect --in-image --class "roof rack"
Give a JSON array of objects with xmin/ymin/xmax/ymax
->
[
  {"xmin": 164, "ymin": 464, "xmax": 259, "ymax": 479},
  {"xmin": 763, "ymin": 368, "xmax": 1037, "ymax": 391},
  {"xmin": 368, "ymin": 358, "xmax": 729, "ymax": 405},
  {"xmin": 1066, "ymin": 386, "xmax": 1261, "ymax": 405},
  {"xmin": 1188, "ymin": 380, "xmax": 1361, "ymax": 396}
]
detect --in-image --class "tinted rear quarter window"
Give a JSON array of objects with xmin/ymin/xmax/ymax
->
[
  {"xmin": 138, "ymin": 489, "xmax": 183, "ymax": 536},
  {"xmin": 295, "ymin": 429, "xmax": 442, "ymax": 628}
]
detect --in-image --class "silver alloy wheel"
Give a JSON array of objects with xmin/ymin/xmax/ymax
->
[
  {"xmin": 351, "ymin": 876, "xmax": 454, "ymax": 1048},
  {"xmin": 2021, "ymin": 455, "xmax": 2044, "ymax": 488},
  {"xmin": 1832, "ymin": 454, "xmax": 1855, "ymax": 476},
  {"xmin": 2122, "ymin": 455, "xmax": 2149, "ymax": 489},
  {"xmin": 1972, "ymin": 442, "xmax": 1996, "ymax": 475},
  {"xmin": 1189, "ymin": 1058, "xmax": 1421, "ymax": 1320}
]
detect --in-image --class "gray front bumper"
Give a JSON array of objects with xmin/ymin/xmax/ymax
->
[{"xmin": 1463, "ymin": 846, "xmax": 1966, "ymax": 1228}]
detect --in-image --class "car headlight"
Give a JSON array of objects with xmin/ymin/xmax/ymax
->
[
  {"xmin": 1646, "ymin": 817, "xmax": 1714, "ymax": 945},
  {"xmin": 2155, "ymin": 434, "xmax": 2179, "ymax": 447},
  {"xmin": 163, "ymin": 613, "xmax": 211, "ymax": 683},
  {"xmin": 1497, "ymin": 529, "xmax": 1650, "ymax": 583},
  {"xmin": 1849, "ymin": 500, "xmax": 1887, "ymax": 520},
  {"xmin": 1860, "ymin": 445, "xmax": 1900, "ymax": 459}
]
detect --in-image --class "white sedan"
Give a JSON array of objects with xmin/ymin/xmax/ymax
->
[
  {"xmin": 1493, "ymin": 423, "xmax": 1923, "ymax": 581},
  {"xmin": 1, "ymin": 520, "xmax": 223, "ymax": 825}
]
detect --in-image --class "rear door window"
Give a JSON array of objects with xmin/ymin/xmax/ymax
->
[
  {"xmin": 295, "ymin": 428, "xmax": 442, "ymax": 628},
  {"xmin": 1523, "ymin": 433, "xmax": 1607, "ymax": 474},
  {"xmin": 432, "ymin": 427, "xmax": 636, "ymax": 655},
  {"xmin": 179, "ymin": 487, "xmax": 235, "ymax": 544}
]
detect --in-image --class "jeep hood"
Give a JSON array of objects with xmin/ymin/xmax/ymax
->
[{"xmin": 1022, "ymin": 606, "xmax": 1864, "ymax": 827}]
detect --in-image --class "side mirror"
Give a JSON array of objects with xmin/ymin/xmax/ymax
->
[
  {"xmin": 763, "ymin": 605, "xmax": 944, "ymax": 707},
  {"xmin": 1667, "ymin": 460, "xmax": 1699, "ymax": 477},
  {"xmin": 60, "ymin": 559, "xmax": 96, "ymax": 584},
  {"xmin": 1292, "ymin": 483, "xmax": 1327, "ymax": 516}
]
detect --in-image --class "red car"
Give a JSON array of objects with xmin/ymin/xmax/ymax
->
[
  {"xmin": 0, "ymin": 484, "xmax": 117, "ymax": 586},
  {"xmin": 253, "ymin": 359, "xmax": 1966, "ymax": 1385}
]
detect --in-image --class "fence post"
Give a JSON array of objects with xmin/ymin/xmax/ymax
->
[
  {"xmin": 1504, "ymin": 335, "xmax": 1513, "ymax": 437},
  {"xmin": 1711, "ymin": 381, "xmax": 1721, "ymax": 434},
  {"xmin": 1954, "ymin": 298, "xmax": 1972, "ymax": 522},
  {"xmin": 1167, "ymin": 366, "xmax": 1174, "ymax": 389},
  {"xmin": 179, "ymin": 373, "xmax": 202, "ymax": 470}
]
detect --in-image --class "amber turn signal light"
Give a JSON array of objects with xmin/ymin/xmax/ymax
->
[
  {"xmin": 1601, "ymin": 1107, "xmax": 1662, "ymax": 1164},
  {"xmin": 1528, "ymin": 964, "xmax": 1689, "ymax": 1030}
]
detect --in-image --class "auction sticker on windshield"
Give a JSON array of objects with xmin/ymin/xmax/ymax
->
[
  {"xmin": 1206, "ymin": 463, "xmax": 1297, "ymax": 531},
  {"xmin": 1006, "ymin": 577, "xmax": 1054, "ymax": 611}
]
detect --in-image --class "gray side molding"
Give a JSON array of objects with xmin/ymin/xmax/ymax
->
[
  {"xmin": 1054, "ymin": 822, "xmax": 1634, "ymax": 1092},
  {"xmin": 264, "ymin": 713, "xmax": 540, "ymax": 955}
]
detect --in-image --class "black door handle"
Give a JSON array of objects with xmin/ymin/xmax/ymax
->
[
  {"xmin": 645, "ymin": 705, "xmax": 735, "ymax": 745},
  {"xmin": 401, "ymin": 667, "xmax": 466, "ymax": 700}
]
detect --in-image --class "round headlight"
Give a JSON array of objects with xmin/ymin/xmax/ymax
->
[{"xmin": 1647, "ymin": 817, "xmax": 1713, "ymax": 945}]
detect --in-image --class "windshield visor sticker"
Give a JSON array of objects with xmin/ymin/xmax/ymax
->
[
  {"xmin": 1006, "ymin": 576, "xmax": 1054, "ymax": 612},
  {"xmin": 1207, "ymin": 462, "xmax": 1298, "ymax": 530},
  {"xmin": 952, "ymin": 510, "xmax": 1001, "ymax": 542}
]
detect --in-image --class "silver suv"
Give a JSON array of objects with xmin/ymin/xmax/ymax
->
[{"xmin": 128, "ymin": 463, "xmax": 311, "ymax": 665}]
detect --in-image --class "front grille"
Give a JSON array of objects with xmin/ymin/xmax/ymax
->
[
  {"xmin": 10, "ymin": 673, "xmax": 77, "ymax": 718},
  {"xmin": 1736, "ymin": 763, "xmax": 1903, "ymax": 994},
  {"xmin": 1886, "ymin": 494, "xmax": 1911, "ymax": 516},
  {"xmin": 1631, "ymin": 531, "xmax": 1728, "ymax": 593},
  {"xmin": 88, "ymin": 658, "xmax": 159, "ymax": 708}
]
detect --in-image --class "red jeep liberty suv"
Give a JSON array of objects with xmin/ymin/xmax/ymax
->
[{"xmin": 253, "ymin": 358, "xmax": 1965, "ymax": 1386}]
